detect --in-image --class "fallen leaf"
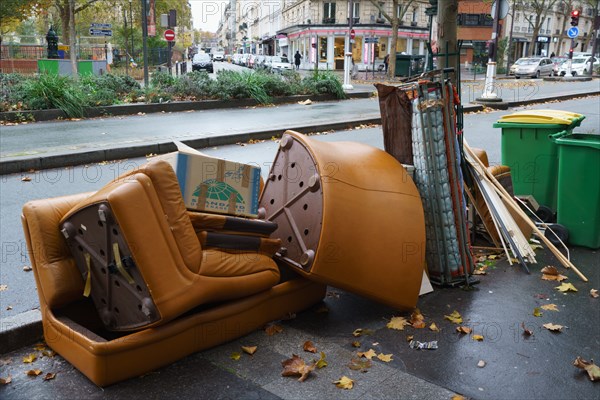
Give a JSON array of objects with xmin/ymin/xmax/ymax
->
[
  {"xmin": 265, "ymin": 324, "xmax": 283, "ymax": 336},
  {"xmin": 487, "ymin": 254, "xmax": 500, "ymax": 260},
  {"xmin": 0, "ymin": 285, "xmax": 7, "ymax": 292},
  {"xmin": 386, "ymin": 316, "xmax": 410, "ymax": 330},
  {"xmin": 352, "ymin": 328, "xmax": 374, "ymax": 337},
  {"xmin": 543, "ymin": 323, "xmax": 563, "ymax": 332},
  {"xmin": 315, "ymin": 352, "xmax": 327, "ymax": 369},
  {"xmin": 542, "ymin": 273, "xmax": 568, "ymax": 281},
  {"xmin": 21, "ymin": 176, "xmax": 32, "ymax": 182},
  {"xmin": 541, "ymin": 304, "xmax": 559, "ymax": 312},
  {"xmin": 533, "ymin": 308, "xmax": 543, "ymax": 317},
  {"xmin": 303, "ymin": 341, "xmax": 317, "ymax": 353},
  {"xmin": 0, "ymin": 376, "xmax": 12, "ymax": 385},
  {"xmin": 429, "ymin": 322, "xmax": 440, "ymax": 332},
  {"xmin": 230, "ymin": 352, "xmax": 241, "ymax": 360},
  {"xmin": 406, "ymin": 335, "xmax": 414, "ymax": 342},
  {"xmin": 357, "ymin": 349, "xmax": 377, "ymax": 360},
  {"xmin": 351, "ymin": 341, "xmax": 361, "ymax": 348},
  {"xmin": 590, "ymin": 289, "xmax": 599, "ymax": 298},
  {"xmin": 6, "ymin": 306, "xmax": 12, "ymax": 311},
  {"xmin": 241, "ymin": 346, "xmax": 257, "ymax": 355},
  {"xmin": 541, "ymin": 266, "xmax": 559, "ymax": 275},
  {"xmin": 281, "ymin": 354, "xmax": 315, "ymax": 382},
  {"xmin": 23, "ymin": 265, "xmax": 32, "ymax": 272},
  {"xmin": 472, "ymin": 335, "xmax": 484, "ymax": 341},
  {"xmin": 23, "ymin": 353, "xmax": 37, "ymax": 363},
  {"xmin": 298, "ymin": 99, "xmax": 313, "ymax": 105},
  {"xmin": 33, "ymin": 343, "xmax": 46, "ymax": 351},
  {"xmin": 451, "ymin": 396, "xmax": 467, "ymax": 400},
  {"xmin": 521, "ymin": 322, "xmax": 534, "ymax": 336},
  {"xmin": 555, "ymin": 283, "xmax": 578, "ymax": 292},
  {"xmin": 477, "ymin": 360, "xmax": 486, "ymax": 368},
  {"xmin": 377, "ymin": 353, "xmax": 393, "ymax": 362},
  {"xmin": 472, "ymin": 269, "xmax": 487, "ymax": 275},
  {"xmin": 26, "ymin": 369, "xmax": 42, "ymax": 376},
  {"xmin": 456, "ymin": 326, "xmax": 472, "ymax": 334},
  {"xmin": 410, "ymin": 309, "xmax": 426, "ymax": 328},
  {"xmin": 573, "ymin": 356, "xmax": 600, "ymax": 382},
  {"xmin": 333, "ymin": 376, "xmax": 354, "ymax": 389},
  {"xmin": 43, "ymin": 372, "xmax": 56, "ymax": 381},
  {"xmin": 42, "ymin": 350, "xmax": 56, "ymax": 358},
  {"xmin": 349, "ymin": 357, "xmax": 372, "ymax": 372},
  {"xmin": 444, "ymin": 311, "xmax": 463, "ymax": 324}
]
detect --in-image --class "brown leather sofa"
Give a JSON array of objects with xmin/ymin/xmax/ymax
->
[{"xmin": 22, "ymin": 160, "xmax": 326, "ymax": 386}]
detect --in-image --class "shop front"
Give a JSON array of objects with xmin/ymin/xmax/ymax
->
[{"xmin": 284, "ymin": 26, "xmax": 427, "ymax": 71}]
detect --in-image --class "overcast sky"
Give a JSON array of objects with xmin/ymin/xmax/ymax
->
[{"xmin": 190, "ymin": 0, "xmax": 229, "ymax": 33}]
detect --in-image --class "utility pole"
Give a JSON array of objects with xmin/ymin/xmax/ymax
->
[{"xmin": 343, "ymin": 0, "xmax": 354, "ymax": 90}]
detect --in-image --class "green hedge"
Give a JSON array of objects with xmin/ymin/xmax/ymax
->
[{"xmin": 0, "ymin": 70, "xmax": 346, "ymax": 117}]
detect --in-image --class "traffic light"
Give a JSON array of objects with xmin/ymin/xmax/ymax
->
[{"xmin": 570, "ymin": 10, "xmax": 580, "ymax": 26}]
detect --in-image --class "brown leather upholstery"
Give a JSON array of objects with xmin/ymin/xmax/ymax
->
[
  {"xmin": 57, "ymin": 160, "xmax": 280, "ymax": 331},
  {"xmin": 21, "ymin": 163, "xmax": 326, "ymax": 386}
]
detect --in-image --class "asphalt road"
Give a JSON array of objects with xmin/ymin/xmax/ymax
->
[{"xmin": 0, "ymin": 96, "xmax": 598, "ymax": 317}]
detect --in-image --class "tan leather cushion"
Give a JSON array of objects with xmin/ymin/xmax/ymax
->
[{"xmin": 22, "ymin": 193, "xmax": 91, "ymax": 308}]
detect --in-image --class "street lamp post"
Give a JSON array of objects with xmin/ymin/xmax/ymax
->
[
  {"xmin": 129, "ymin": 0, "xmax": 134, "ymax": 59},
  {"xmin": 343, "ymin": 0, "xmax": 354, "ymax": 90},
  {"xmin": 477, "ymin": 0, "xmax": 504, "ymax": 104}
]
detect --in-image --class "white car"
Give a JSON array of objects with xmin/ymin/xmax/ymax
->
[
  {"xmin": 513, "ymin": 57, "xmax": 554, "ymax": 79},
  {"xmin": 269, "ymin": 56, "xmax": 292, "ymax": 73},
  {"xmin": 558, "ymin": 56, "xmax": 597, "ymax": 76},
  {"xmin": 212, "ymin": 52, "xmax": 224, "ymax": 62}
]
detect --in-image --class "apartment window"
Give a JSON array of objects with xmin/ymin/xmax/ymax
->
[
  {"xmin": 515, "ymin": 13, "xmax": 520, "ymax": 22},
  {"xmin": 463, "ymin": 14, "xmax": 480, "ymax": 26},
  {"xmin": 378, "ymin": 2, "xmax": 385, "ymax": 19},
  {"xmin": 323, "ymin": 2, "xmax": 336, "ymax": 23},
  {"xmin": 353, "ymin": 2, "xmax": 360, "ymax": 17},
  {"xmin": 412, "ymin": 7, "xmax": 417, "ymax": 22}
]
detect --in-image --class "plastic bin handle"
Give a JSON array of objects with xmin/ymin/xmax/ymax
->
[{"xmin": 549, "ymin": 130, "xmax": 569, "ymax": 142}]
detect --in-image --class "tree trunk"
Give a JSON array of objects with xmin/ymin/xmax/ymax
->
[
  {"xmin": 69, "ymin": 0, "xmax": 77, "ymax": 78},
  {"xmin": 556, "ymin": 15, "xmax": 568, "ymax": 55},
  {"xmin": 437, "ymin": 0, "xmax": 458, "ymax": 85},
  {"xmin": 529, "ymin": 14, "xmax": 542, "ymax": 56},
  {"xmin": 389, "ymin": 17, "xmax": 398, "ymax": 78},
  {"xmin": 60, "ymin": 5, "xmax": 70, "ymax": 45}
]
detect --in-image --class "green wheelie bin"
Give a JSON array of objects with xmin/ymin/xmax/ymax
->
[
  {"xmin": 554, "ymin": 133, "xmax": 600, "ymax": 249},
  {"xmin": 493, "ymin": 110, "xmax": 585, "ymax": 216}
]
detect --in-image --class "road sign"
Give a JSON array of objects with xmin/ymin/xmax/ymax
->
[
  {"xmin": 567, "ymin": 27, "xmax": 579, "ymax": 38},
  {"xmin": 365, "ymin": 37, "xmax": 379, "ymax": 44},
  {"xmin": 491, "ymin": 0, "xmax": 509, "ymax": 20},
  {"xmin": 350, "ymin": 29, "xmax": 355, "ymax": 40},
  {"xmin": 89, "ymin": 28, "xmax": 112, "ymax": 36},
  {"xmin": 164, "ymin": 29, "xmax": 175, "ymax": 42},
  {"xmin": 90, "ymin": 23, "xmax": 112, "ymax": 29}
]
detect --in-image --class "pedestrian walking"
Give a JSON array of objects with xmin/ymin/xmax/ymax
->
[
  {"xmin": 384, "ymin": 53, "xmax": 389, "ymax": 72},
  {"xmin": 294, "ymin": 50, "xmax": 302, "ymax": 70}
]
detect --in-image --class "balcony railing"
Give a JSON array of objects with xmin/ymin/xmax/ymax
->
[
  {"xmin": 346, "ymin": 17, "xmax": 360, "ymax": 24},
  {"xmin": 322, "ymin": 17, "xmax": 335, "ymax": 24}
]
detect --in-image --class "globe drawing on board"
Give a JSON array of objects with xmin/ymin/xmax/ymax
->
[{"xmin": 193, "ymin": 179, "xmax": 245, "ymax": 205}]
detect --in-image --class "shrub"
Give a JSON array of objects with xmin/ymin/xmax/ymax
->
[
  {"xmin": 0, "ymin": 73, "xmax": 29, "ymax": 112},
  {"xmin": 215, "ymin": 70, "xmax": 271, "ymax": 104},
  {"xmin": 151, "ymin": 71, "xmax": 176, "ymax": 89},
  {"xmin": 20, "ymin": 73, "xmax": 85, "ymax": 118},
  {"xmin": 173, "ymin": 71, "xmax": 217, "ymax": 99},
  {"xmin": 302, "ymin": 71, "xmax": 346, "ymax": 99}
]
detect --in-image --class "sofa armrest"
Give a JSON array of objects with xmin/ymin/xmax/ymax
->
[{"xmin": 188, "ymin": 211, "xmax": 277, "ymax": 237}]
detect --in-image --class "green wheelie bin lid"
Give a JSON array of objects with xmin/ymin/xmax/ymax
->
[{"xmin": 493, "ymin": 109, "xmax": 585, "ymax": 129}]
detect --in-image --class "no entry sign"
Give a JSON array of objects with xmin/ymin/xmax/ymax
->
[{"xmin": 164, "ymin": 29, "xmax": 175, "ymax": 42}]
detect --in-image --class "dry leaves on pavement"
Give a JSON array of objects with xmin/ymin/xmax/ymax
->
[
  {"xmin": 456, "ymin": 326, "xmax": 472, "ymax": 334},
  {"xmin": 25, "ymin": 369, "xmax": 42, "ymax": 376},
  {"xmin": 315, "ymin": 352, "xmax": 327, "ymax": 369},
  {"xmin": 22, "ymin": 353, "xmax": 37, "ymax": 363},
  {"xmin": 357, "ymin": 349, "xmax": 377, "ymax": 360},
  {"xmin": 386, "ymin": 316, "xmax": 410, "ymax": 330},
  {"xmin": 541, "ymin": 304, "xmax": 559, "ymax": 312},
  {"xmin": 555, "ymin": 283, "xmax": 578, "ymax": 292},
  {"xmin": 541, "ymin": 266, "xmax": 568, "ymax": 281},
  {"xmin": 281, "ymin": 354, "xmax": 316, "ymax": 382},
  {"xmin": 377, "ymin": 353, "xmax": 393, "ymax": 363},
  {"xmin": 303, "ymin": 341, "xmax": 317, "ymax": 353},
  {"xmin": 352, "ymin": 328, "xmax": 374, "ymax": 337},
  {"xmin": 333, "ymin": 376, "xmax": 354, "ymax": 389},
  {"xmin": 349, "ymin": 357, "xmax": 372, "ymax": 372},
  {"xmin": 264, "ymin": 323, "xmax": 284, "ymax": 336},
  {"xmin": 43, "ymin": 372, "xmax": 56, "ymax": 381},
  {"xmin": 472, "ymin": 335, "xmax": 484, "ymax": 341},
  {"xmin": 521, "ymin": 322, "xmax": 534, "ymax": 336},
  {"xmin": 573, "ymin": 357, "xmax": 600, "ymax": 382},
  {"xmin": 410, "ymin": 309, "xmax": 426, "ymax": 329},
  {"xmin": 590, "ymin": 289, "xmax": 599, "ymax": 298},
  {"xmin": 444, "ymin": 311, "xmax": 463, "ymax": 324},
  {"xmin": 429, "ymin": 322, "xmax": 440, "ymax": 332},
  {"xmin": 0, "ymin": 376, "xmax": 12, "ymax": 385},
  {"xmin": 543, "ymin": 323, "xmax": 563, "ymax": 332},
  {"xmin": 241, "ymin": 346, "xmax": 257, "ymax": 355},
  {"xmin": 533, "ymin": 307, "xmax": 543, "ymax": 317}
]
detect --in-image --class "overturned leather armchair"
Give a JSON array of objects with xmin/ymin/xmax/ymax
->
[{"xmin": 21, "ymin": 159, "xmax": 325, "ymax": 386}]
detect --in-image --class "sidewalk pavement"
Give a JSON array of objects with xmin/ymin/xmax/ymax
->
[{"xmin": 0, "ymin": 88, "xmax": 599, "ymax": 399}]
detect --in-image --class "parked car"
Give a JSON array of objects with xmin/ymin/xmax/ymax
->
[
  {"xmin": 262, "ymin": 56, "xmax": 273, "ymax": 71},
  {"xmin": 270, "ymin": 56, "xmax": 293, "ymax": 73},
  {"xmin": 551, "ymin": 56, "xmax": 568, "ymax": 76},
  {"xmin": 239, "ymin": 53, "xmax": 251, "ymax": 67},
  {"xmin": 192, "ymin": 53, "xmax": 214, "ymax": 73},
  {"xmin": 254, "ymin": 55, "xmax": 266, "ymax": 70},
  {"xmin": 247, "ymin": 54, "xmax": 257, "ymax": 69},
  {"xmin": 513, "ymin": 57, "xmax": 554, "ymax": 78},
  {"xmin": 212, "ymin": 52, "xmax": 225, "ymax": 62},
  {"xmin": 558, "ymin": 56, "xmax": 597, "ymax": 76}
]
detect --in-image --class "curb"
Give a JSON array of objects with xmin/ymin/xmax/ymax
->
[{"xmin": 0, "ymin": 310, "xmax": 43, "ymax": 354}]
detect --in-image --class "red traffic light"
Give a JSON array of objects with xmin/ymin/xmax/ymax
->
[{"xmin": 570, "ymin": 10, "xmax": 580, "ymax": 26}]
